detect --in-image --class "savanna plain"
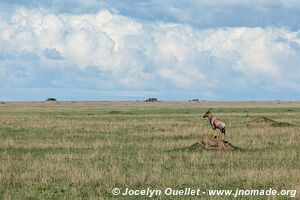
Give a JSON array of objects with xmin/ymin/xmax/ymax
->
[{"xmin": 0, "ymin": 101, "xmax": 299, "ymax": 200}]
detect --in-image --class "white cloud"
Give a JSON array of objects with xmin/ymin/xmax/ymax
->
[{"xmin": 0, "ymin": 7, "xmax": 300, "ymax": 99}]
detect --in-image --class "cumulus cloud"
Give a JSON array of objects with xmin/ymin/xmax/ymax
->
[
  {"xmin": 92, "ymin": 0, "xmax": 300, "ymax": 30},
  {"xmin": 44, "ymin": 48, "xmax": 64, "ymax": 60},
  {"xmin": 2, "ymin": 0, "xmax": 300, "ymax": 30},
  {"xmin": 0, "ymin": 6, "xmax": 300, "ymax": 100}
]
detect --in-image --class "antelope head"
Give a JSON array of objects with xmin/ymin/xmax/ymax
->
[{"xmin": 203, "ymin": 108, "xmax": 212, "ymax": 118}]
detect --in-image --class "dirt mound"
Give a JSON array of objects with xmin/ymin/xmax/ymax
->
[
  {"xmin": 271, "ymin": 122, "xmax": 295, "ymax": 127},
  {"xmin": 249, "ymin": 116, "xmax": 275, "ymax": 123},
  {"xmin": 189, "ymin": 137, "xmax": 238, "ymax": 151},
  {"xmin": 248, "ymin": 116, "xmax": 295, "ymax": 127}
]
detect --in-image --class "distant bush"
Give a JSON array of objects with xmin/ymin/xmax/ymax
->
[
  {"xmin": 145, "ymin": 98, "xmax": 158, "ymax": 102},
  {"xmin": 46, "ymin": 98, "xmax": 57, "ymax": 102}
]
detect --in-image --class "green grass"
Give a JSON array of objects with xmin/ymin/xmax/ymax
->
[{"xmin": 0, "ymin": 102, "xmax": 299, "ymax": 199}]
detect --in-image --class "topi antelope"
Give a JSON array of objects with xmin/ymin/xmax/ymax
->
[{"xmin": 203, "ymin": 109, "xmax": 226, "ymax": 141}]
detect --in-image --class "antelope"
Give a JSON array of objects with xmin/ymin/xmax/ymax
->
[{"xmin": 203, "ymin": 109, "xmax": 226, "ymax": 141}]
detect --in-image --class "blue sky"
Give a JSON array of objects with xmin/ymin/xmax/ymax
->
[{"xmin": 1, "ymin": 0, "xmax": 300, "ymax": 100}]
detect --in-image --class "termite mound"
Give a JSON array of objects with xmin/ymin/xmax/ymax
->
[{"xmin": 190, "ymin": 137, "xmax": 238, "ymax": 151}]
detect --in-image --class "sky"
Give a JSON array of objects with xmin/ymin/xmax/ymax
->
[{"xmin": 1, "ymin": 0, "xmax": 300, "ymax": 101}]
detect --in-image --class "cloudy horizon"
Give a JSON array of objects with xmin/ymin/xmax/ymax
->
[{"xmin": 1, "ymin": 1, "xmax": 300, "ymax": 101}]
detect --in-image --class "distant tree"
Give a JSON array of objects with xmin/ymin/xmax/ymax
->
[
  {"xmin": 46, "ymin": 98, "xmax": 57, "ymax": 102},
  {"xmin": 145, "ymin": 98, "xmax": 158, "ymax": 102}
]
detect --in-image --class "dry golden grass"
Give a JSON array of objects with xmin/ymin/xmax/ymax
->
[{"xmin": 0, "ymin": 101, "xmax": 299, "ymax": 199}]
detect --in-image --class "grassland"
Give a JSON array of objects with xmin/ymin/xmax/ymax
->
[{"xmin": 0, "ymin": 101, "xmax": 299, "ymax": 199}]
